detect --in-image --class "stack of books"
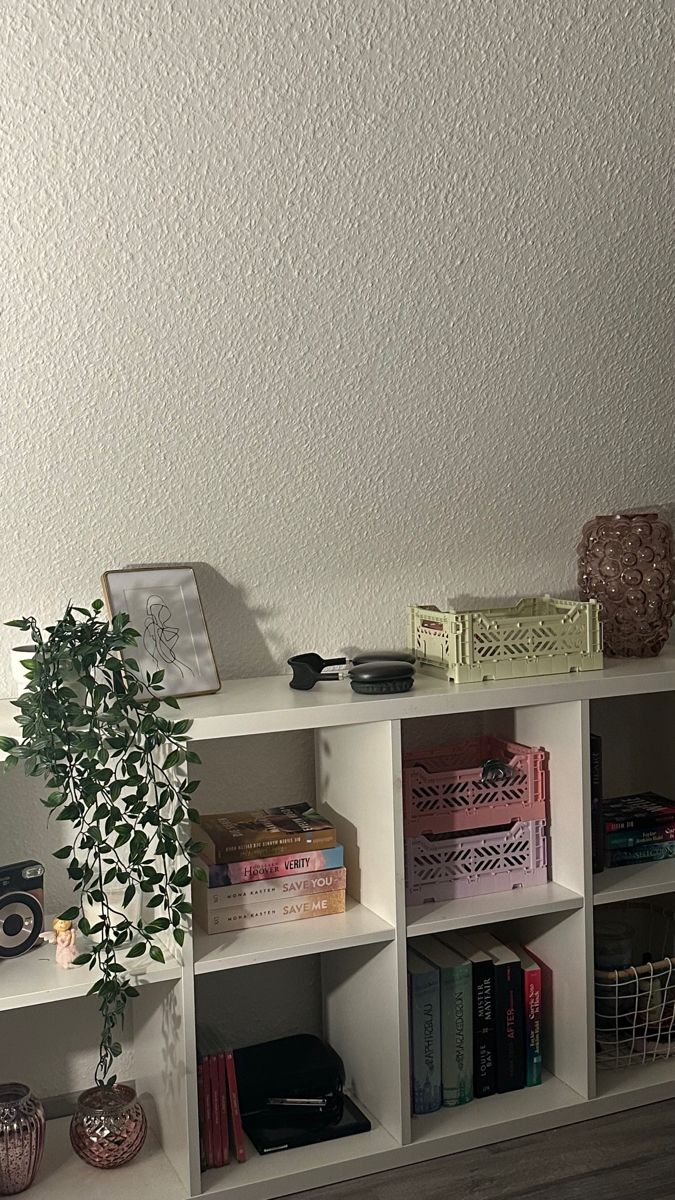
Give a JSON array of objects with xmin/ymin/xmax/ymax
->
[
  {"xmin": 603, "ymin": 792, "xmax": 675, "ymax": 868},
  {"xmin": 197, "ymin": 1026, "xmax": 247, "ymax": 1169},
  {"xmin": 193, "ymin": 803, "xmax": 346, "ymax": 934},
  {"xmin": 407, "ymin": 929, "xmax": 544, "ymax": 1113}
]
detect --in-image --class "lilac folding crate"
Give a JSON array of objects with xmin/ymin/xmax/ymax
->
[
  {"xmin": 405, "ymin": 820, "xmax": 548, "ymax": 906},
  {"xmin": 403, "ymin": 735, "xmax": 547, "ymax": 836}
]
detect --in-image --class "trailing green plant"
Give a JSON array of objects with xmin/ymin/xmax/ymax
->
[{"xmin": 0, "ymin": 600, "xmax": 206, "ymax": 1086}]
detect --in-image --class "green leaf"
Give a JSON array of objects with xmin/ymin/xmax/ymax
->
[
  {"xmin": 52, "ymin": 845, "xmax": 72, "ymax": 860},
  {"xmin": 162, "ymin": 695, "xmax": 180, "ymax": 709},
  {"xmin": 172, "ymin": 927, "xmax": 185, "ymax": 947},
  {"xmin": 185, "ymin": 750, "xmax": 201, "ymax": 765},
  {"xmin": 92, "ymin": 599, "xmax": 105, "ymax": 612},
  {"xmin": 149, "ymin": 945, "xmax": 165, "ymax": 964},
  {"xmin": 147, "ymin": 894, "xmax": 164, "ymax": 908},
  {"xmin": 162, "ymin": 749, "xmax": 181, "ymax": 771},
  {"xmin": 72, "ymin": 953, "xmax": 93, "ymax": 966},
  {"xmin": 58, "ymin": 907, "xmax": 79, "ymax": 921},
  {"xmin": 0, "ymin": 736, "xmax": 18, "ymax": 753},
  {"xmin": 5, "ymin": 618, "xmax": 30, "ymax": 629},
  {"xmin": 125, "ymin": 943, "xmax": 146, "ymax": 959},
  {"xmin": 193, "ymin": 865, "xmax": 208, "ymax": 883}
]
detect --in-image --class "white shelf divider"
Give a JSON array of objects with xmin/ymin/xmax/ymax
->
[
  {"xmin": 406, "ymin": 882, "xmax": 583, "ymax": 938},
  {"xmin": 593, "ymin": 859, "xmax": 675, "ymax": 905}
]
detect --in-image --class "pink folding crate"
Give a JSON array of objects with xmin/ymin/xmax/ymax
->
[
  {"xmin": 405, "ymin": 820, "xmax": 548, "ymax": 906},
  {"xmin": 403, "ymin": 735, "xmax": 547, "ymax": 836}
]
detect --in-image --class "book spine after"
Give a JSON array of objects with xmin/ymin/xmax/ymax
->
[
  {"xmin": 409, "ymin": 968, "xmax": 442, "ymax": 1114},
  {"xmin": 441, "ymin": 962, "xmax": 473, "ymax": 1106},
  {"xmin": 472, "ymin": 961, "xmax": 496, "ymax": 1098},
  {"xmin": 195, "ymin": 868, "xmax": 347, "ymax": 911},
  {"xmin": 225, "ymin": 1050, "xmax": 247, "ymax": 1163},
  {"xmin": 495, "ymin": 963, "xmax": 525, "ymax": 1093},
  {"xmin": 590, "ymin": 733, "xmax": 604, "ymax": 874},
  {"xmin": 203, "ymin": 1057, "xmax": 214, "ymax": 1169},
  {"xmin": 200, "ymin": 845, "xmax": 345, "ymax": 886},
  {"xmin": 523, "ymin": 965, "xmax": 542, "ymax": 1087},
  {"xmin": 607, "ymin": 842, "xmax": 675, "ymax": 865},
  {"xmin": 606, "ymin": 825, "xmax": 675, "ymax": 849},
  {"xmin": 210, "ymin": 1054, "xmax": 223, "ymax": 1168},
  {"xmin": 197, "ymin": 890, "xmax": 346, "ymax": 934}
]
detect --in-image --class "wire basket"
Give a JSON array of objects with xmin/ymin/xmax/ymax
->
[
  {"xmin": 595, "ymin": 903, "xmax": 675, "ymax": 1070},
  {"xmin": 403, "ymin": 735, "xmax": 547, "ymax": 835}
]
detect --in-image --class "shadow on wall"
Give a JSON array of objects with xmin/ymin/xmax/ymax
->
[{"xmin": 127, "ymin": 561, "xmax": 280, "ymax": 680}]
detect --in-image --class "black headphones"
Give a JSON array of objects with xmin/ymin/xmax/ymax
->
[{"xmin": 288, "ymin": 650, "xmax": 416, "ymax": 694}]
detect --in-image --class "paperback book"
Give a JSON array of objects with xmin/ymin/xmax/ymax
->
[
  {"xmin": 195, "ymin": 890, "xmax": 346, "ymax": 934},
  {"xmin": 607, "ymin": 842, "xmax": 675, "ymax": 866},
  {"xmin": 508, "ymin": 944, "xmax": 542, "ymax": 1087},
  {"xmin": 606, "ymin": 826, "xmax": 675, "ymax": 850},
  {"xmin": 193, "ymin": 867, "xmax": 347, "ymax": 912},
  {"xmin": 195, "ymin": 803, "xmax": 336, "ymax": 864},
  {"xmin": 603, "ymin": 792, "xmax": 675, "ymax": 834},
  {"xmin": 197, "ymin": 845, "xmax": 344, "ymax": 887},
  {"xmin": 408, "ymin": 947, "xmax": 442, "ymax": 1114},
  {"xmin": 439, "ymin": 930, "xmax": 496, "ymax": 1098},
  {"xmin": 414, "ymin": 935, "xmax": 473, "ymax": 1107},
  {"xmin": 590, "ymin": 733, "xmax": 604, "ymax": 874},
  {"xmin": 469, "ymin": 931, "xmax": 525, "ymax": 1093}
]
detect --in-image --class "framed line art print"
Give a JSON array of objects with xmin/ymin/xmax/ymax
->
[{"xmin": 102, "ymin": 566, "xmax": 221, "ymax": 697}]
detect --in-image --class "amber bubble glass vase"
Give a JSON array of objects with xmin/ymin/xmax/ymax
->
[
  {"xmin": 578, "ymin": 512, "xmax": 674, "ymax": 656},
  {"xmin": 70, "ymin": 1085, "xmax": 147, "ymax": 1170},
  {"xmin": 0, "ymin": 1084, "xmax": 45, "ymax": 1196}
]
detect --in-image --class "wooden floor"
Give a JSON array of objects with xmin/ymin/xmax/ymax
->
[{"xmin": 296, "ymin": 1100, "xmax": 675, "ymax": 1200}]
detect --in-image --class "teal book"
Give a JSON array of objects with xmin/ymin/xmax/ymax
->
[
  {"xmin": 608, "ymin": 841, "xmax": 675, "ymax": 865},
  {"xmin": 414, "ymin": 935, "xmax": 473, "ymax": 1107},
  {"xmin": 407, "ymin": 947, "xmax": 442, "ymax": 1114}
]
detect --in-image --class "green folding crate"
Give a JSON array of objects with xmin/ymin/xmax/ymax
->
[{"xmin": 409, "ymin": 596, "xmax": 603, "ymax": 684}]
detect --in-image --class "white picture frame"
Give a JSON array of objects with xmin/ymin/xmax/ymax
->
[{"xmin": 102, "ymin": 566, "xmax": 220, "ymax": 697}]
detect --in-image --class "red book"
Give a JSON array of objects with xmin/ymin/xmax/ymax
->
[
  {"xmin": 210, "ymin": 1055, "xmax": 223, "ymax": 1168},
  {"xmin": 202, "ymin": 1056, "xmax": 214, "ymax": 1168},
  {"xmin": 217, "ymin": 1053, "xmax": 230, "ymax": 1166},
  {"xmin": 225, "ymin": 1049, "xmax": 247, "ymax": 1163},
  {"xmin": 197, "ymin": 1063, "xmax": 206, "ymax": 1170}
]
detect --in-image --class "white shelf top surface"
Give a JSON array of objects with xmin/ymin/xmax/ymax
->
[
  {"xmin": 412, "ymin": 1071, "xmax": 583, "ymax": 1143},
  {"xmin": 406, "ymin": 881, "xmax": 583, "ymax": 937},
  {"xmin": 194, "ymin": 896, "xmax": 394, "ymax": 974},
  {"xmin": 594, "ymin": 858, "xmax": 675, "ymax": 906},
  {"xmin": 29, "ymin": 1115, "xmax": 184, "ymax": 1200},
  {"xmin": 2, "ymin": 650, "xmax": 675, "ymax": 741},
  {"xmin": 0, "ymin": 936, "xmax": 181, "ymax": 1012}
]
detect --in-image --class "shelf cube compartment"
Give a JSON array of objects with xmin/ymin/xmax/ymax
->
[{"xmin": 403, "ymin": 735, "xmax": 547, "ymax": 836}]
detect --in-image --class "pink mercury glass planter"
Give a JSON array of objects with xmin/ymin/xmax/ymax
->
[
  {"xmin": 70, "ymin": 1085, "xmax": 147, "ymax": 1169},
  {"xmin": 578, "ymin": 512, "xmax": 674, "ymax": 657},
  {"xmin": 0, "ymin": 1084, "xmax": 45, "ymax": 1196}
]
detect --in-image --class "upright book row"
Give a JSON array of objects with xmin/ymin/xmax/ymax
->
[{"xmin": 408, "ymin": 930, "xmax": 543, "ymax": 1114}]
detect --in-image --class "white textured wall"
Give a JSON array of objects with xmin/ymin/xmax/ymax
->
[{"xmin": 0, "ymin": 0, "xmax": 673, "ymax": 1098}]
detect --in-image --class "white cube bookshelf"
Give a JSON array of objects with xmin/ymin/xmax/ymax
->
[{"xmin": 3, "ymin": 652, "xmax": 675, "ymax": 1199}]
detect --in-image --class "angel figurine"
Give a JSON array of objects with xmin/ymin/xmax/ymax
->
[{"xmin": 51, "ymin": 917, "xmax": 78, "ymax": 969}]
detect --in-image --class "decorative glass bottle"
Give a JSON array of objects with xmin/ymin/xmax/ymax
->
[
  {"xmin": 577, "ymin": 512, "xmax": 674, "ymax": 656},
  {"xmin": 70, "ymin": 1085, "xmax": 147, "ymax": 1170},
  {"xmin": 0, "ymin": 1084, "xmax": 45, "ymax": 1196}
]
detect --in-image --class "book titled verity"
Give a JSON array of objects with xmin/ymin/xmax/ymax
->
[
  {"xmin": 195, "ymin": 804, "xmax": 337, "ymax": 864},
  {"xmin": 196, "ymin": 889, "xmax": 346, "ymax": 934},
  {"xmin": 198, "ymin": 845, "xmax": 345, "ymax": 887},
  {"xmin": 414, "ymin": 935, "xmax": 473, "ymax": 1107},
  {"xmin": 407, "ymin": 948, "xmax": 442, "ymax": 1114}
]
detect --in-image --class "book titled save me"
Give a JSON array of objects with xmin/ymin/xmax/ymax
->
[
  {"xmin": 193, "ymin": 868, "xmax": 347, "ymax": 913},
  {"xmin": 194, "ymin": 804, "xmax": 336, "ymax": 864},
  {"xmin": 414, "ymin": 935, "xmax": 473, "ymax": 1107},
  {"xmin": 439, "ymin": 930, "xmax": 496, "ymax": 1098},
  {"xmin": 408, "ymin": 948, "xmax": 442, "ymax": 1114},
  {"xmin": 198, "ymin": 845, "xmax": 345, "ymax": 887},
  {"xmin": 196, "ymin": 890, "xmax": 346, "ymax": 934}
]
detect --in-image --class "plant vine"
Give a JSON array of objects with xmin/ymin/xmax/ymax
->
[{"xmin": 0, "ymin": 600, "xmax": 206, "ymax": 1086}]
